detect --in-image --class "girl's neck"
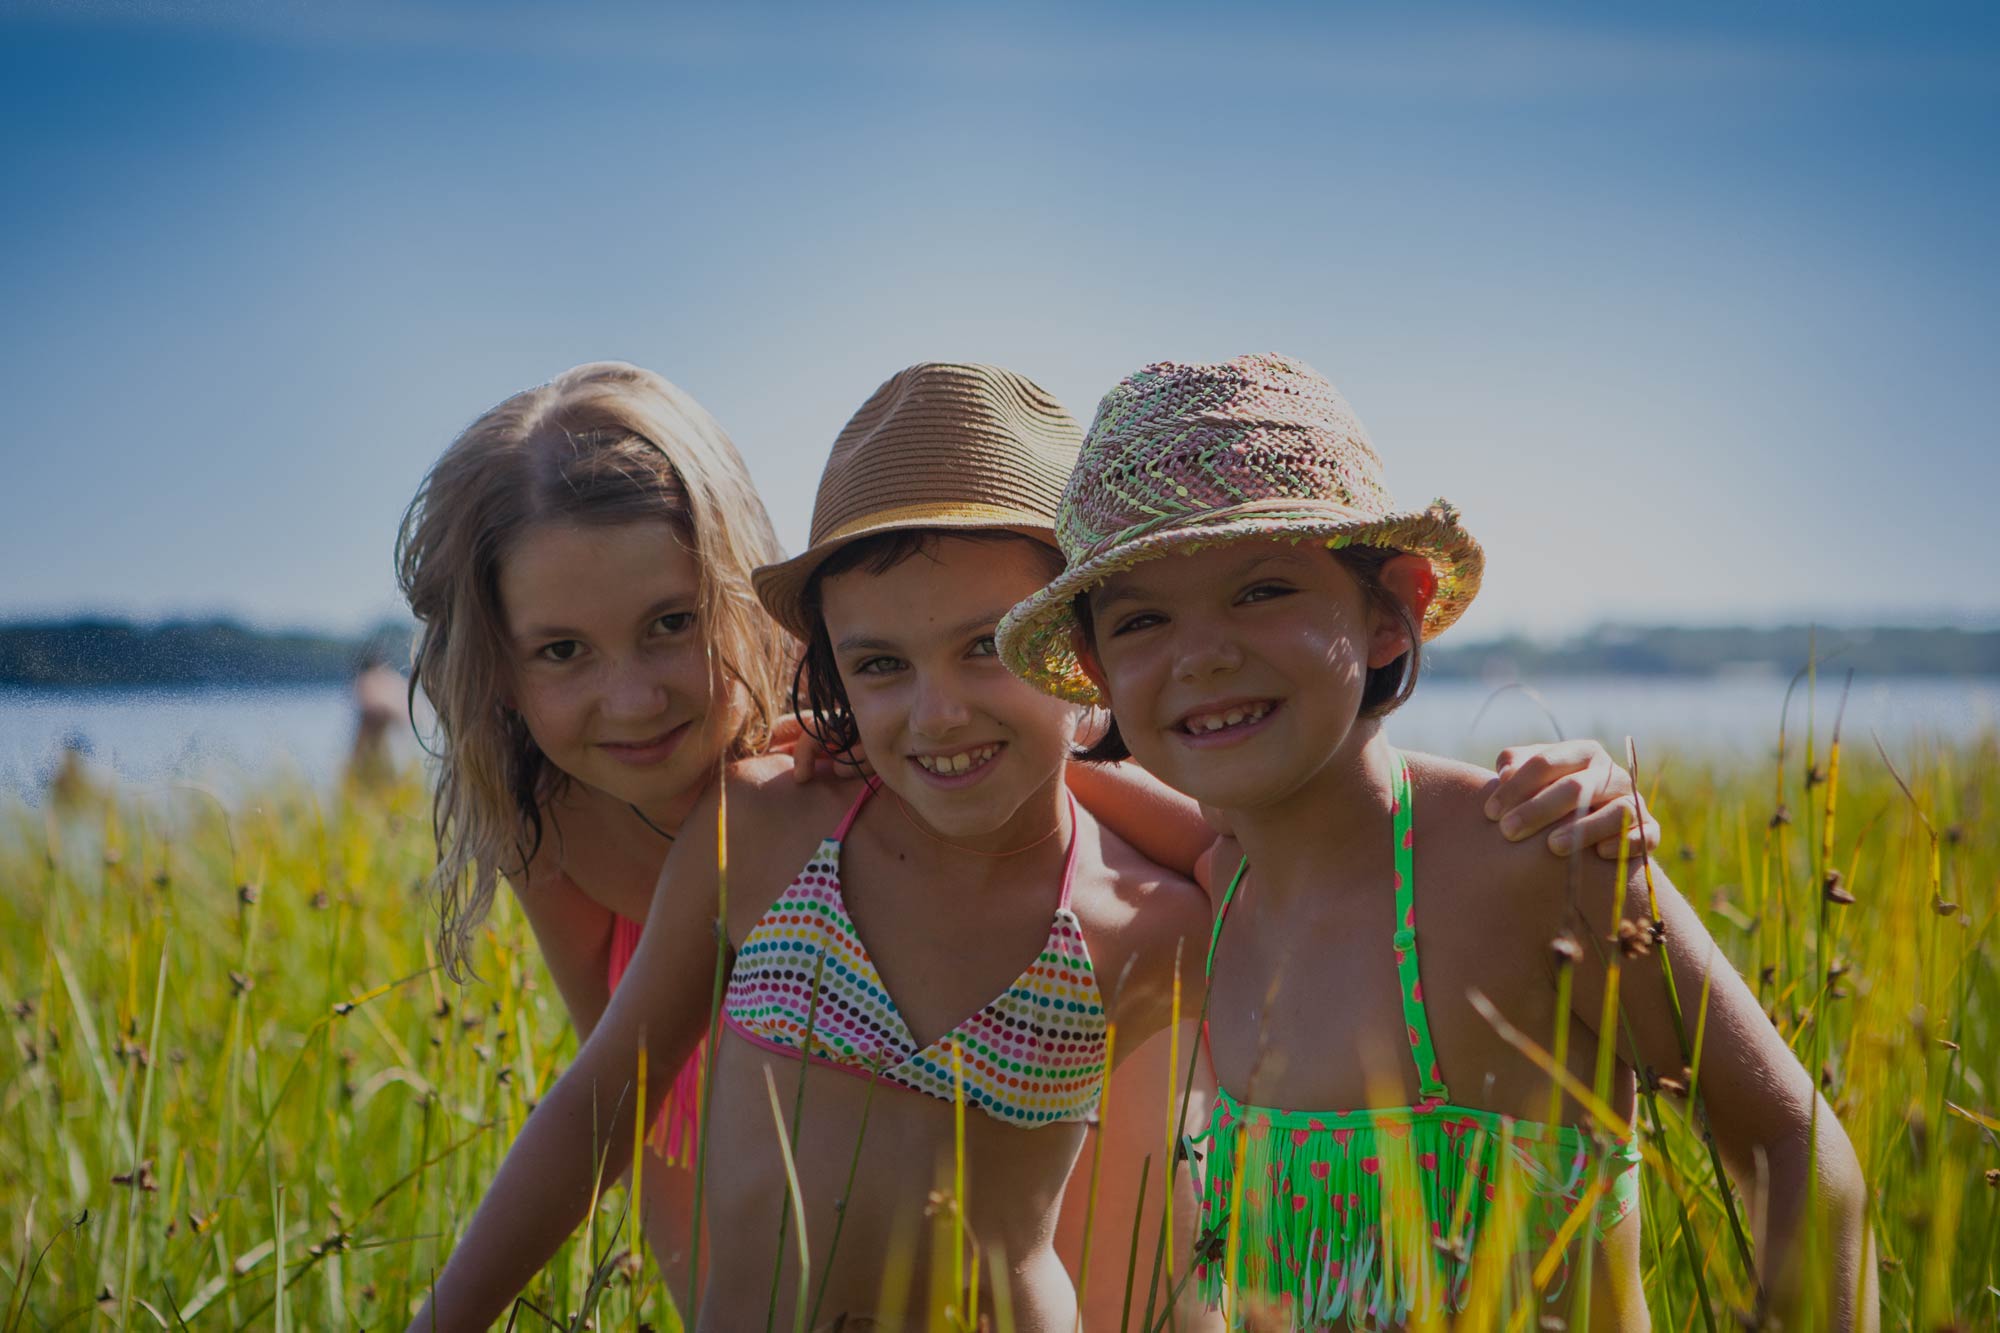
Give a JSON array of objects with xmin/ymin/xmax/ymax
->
[
  {"xmin": 878, "ymin": 767, "xmax": 1074, "ymax": 893},
  {"xmin": 1228, "ymin": 726, "xmax": 1399, "ymax": 904},
  {"xmin": 578, "ymin": 772, "xmax": 710, "ymax": 840}
]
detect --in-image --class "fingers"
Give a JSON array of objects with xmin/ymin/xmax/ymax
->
[
  {"xmin": 1485, "ymin": 742, "xmax": 1591, "ymax": 821},
  {"xmin": 1489, "ymin": 738, "xmax": 1646, "ymax": 809},
  {"xmin": 792, "ymin": 738, "xmax": 815, "ymax": 784},
  {"xmin": 1541, "ymin": 795, "xmax": 1660, "ymax": 859},
  {"xmin": 1492, "ymin": 771, "xmax": 1594, "ymax": 842}
]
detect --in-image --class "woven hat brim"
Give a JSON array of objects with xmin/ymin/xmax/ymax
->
[
  {"xmin": 996, "ymin": 501, "xmax": 1484, "ymax": 706},
  {"xmin": 754, "ymin": 504, "xmax": 1059, "ymax": 642}
]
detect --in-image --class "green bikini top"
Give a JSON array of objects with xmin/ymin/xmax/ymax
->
[{"xmin": 1190, "ymin": 749, "xmax": 1642, "ymax": 1325}]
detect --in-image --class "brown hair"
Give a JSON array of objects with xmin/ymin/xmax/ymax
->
[
  {"xmin": 396, "ymin": 362, "xmax": 793, "ymax": 978},
  {"xmin": 795, "ymin": 530, "xmax": 1065, "ymax": 763},
  {"xmin": 1073, "ymin": 544, "xmax": 1423, "ymax": 764}
]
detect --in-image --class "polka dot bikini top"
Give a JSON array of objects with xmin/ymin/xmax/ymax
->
[{"xmin": 721, "ymin": 782, "xmax": 1109, "ymax": 1127}]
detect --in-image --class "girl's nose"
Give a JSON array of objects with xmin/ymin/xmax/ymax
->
[
  {"xmin": 601, "ymin": 660, "xmax": 670, "ymax": 721},
  {"xmin": 908, "ymin": 675, "xmax": 973, "ymax": 738},
  {"xmin": 1171, "ymin": 625, "xmax": 1244, "ymax": 683}
]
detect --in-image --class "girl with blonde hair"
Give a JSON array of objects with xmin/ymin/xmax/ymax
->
[{"xmin": 396, "ymin": 360, "xmax": 792, "ymax": 1291}]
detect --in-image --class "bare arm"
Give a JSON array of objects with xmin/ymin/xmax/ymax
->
[
  {"xmin": 1066, "ymin": 759, "xmax": 1213, "ymax": 880},
  {"xmin": 506, "ymin": 854, "xmax": 617, "ymax": 1038},
  {"xmin": 1057, "ymin": 1021, "xmax": 1220, "ymax": 1333},
  {"xmin": 1565, "ymin": 858, "xmax": 1876, "ymax": 1331},
  {"xmin": 406, "ymin": 788, "xmax": 729, "ymax": 1333}
]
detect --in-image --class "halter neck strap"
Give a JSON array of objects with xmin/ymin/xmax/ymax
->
[
  {"xmin": 1206, "ymin": 855, "xmax": 1251, "ymax": 981},
  {"xmin": 1054, "ymin": 790, "xmax": 1084, "ymax": 910},
  {"xmin": 832, "ymin": 779, "xmax": 879, "ymax": 841},
  {"xmin": 1390, "ymin": 750, "xmax": 1451, "ymax": 1104}
]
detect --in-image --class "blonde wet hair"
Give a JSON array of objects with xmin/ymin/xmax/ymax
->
[{"xmin": 396, "ymin": 361, "xmax": 792, "ymax": 978}]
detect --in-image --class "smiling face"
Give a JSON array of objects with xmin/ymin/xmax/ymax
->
[
  {"xmin": 498, "ymin": 519, "xmax": 728, "ymax": 817},
  {"xmin": 1082, "ymin": 537, "xmax": 1418, "ymax": 814},
  {"xmin": 818, "ymin": 535, "xmax": 1081, "ymax": 848}
]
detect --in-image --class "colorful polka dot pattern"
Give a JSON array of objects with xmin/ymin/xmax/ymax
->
[{"xmin": 722, "ymin": 794, "xmax": 1108, "ymax": 1127}]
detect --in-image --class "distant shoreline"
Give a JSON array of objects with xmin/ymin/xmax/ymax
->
[{"xmin": 4, "ymin": 617, "xmax": 1998, "ymax": 688}]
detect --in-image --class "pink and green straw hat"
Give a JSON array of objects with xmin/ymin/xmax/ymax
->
[{"xmin": 997, "ymin": 353, "xmax": 1485, "ymax": 705}]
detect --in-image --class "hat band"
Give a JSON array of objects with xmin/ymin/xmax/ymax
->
[
  {"xmin": 819, "ymin": 500, "xmax": 1054, "ymax": 545},
  {"xmin": 1073, "ymin": 495, "xmax": 1393, "ymax": 563}
]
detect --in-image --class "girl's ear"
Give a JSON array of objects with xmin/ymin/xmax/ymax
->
[{"xmin": 1369, "ymin": 555, "xmax": 1436, "ymax": 669}]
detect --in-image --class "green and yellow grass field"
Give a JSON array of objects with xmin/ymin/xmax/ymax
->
[{"xmin": 2, "ymin": 715, "xmax": 1994, "ymax": 1330}]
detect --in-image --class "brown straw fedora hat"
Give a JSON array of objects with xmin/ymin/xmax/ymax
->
[{"xmin": 752, "ymin": 362, "xmax": 1084, "ymax": 640}]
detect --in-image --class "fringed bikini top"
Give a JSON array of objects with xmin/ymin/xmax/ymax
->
[
  {"xmin": 1190, "ymin": 750, "xmax": 1643, "ymax": 1327},
  {"xmin": 722, "ymin": 781, "xmax": 1109, "ymax": 1127}
]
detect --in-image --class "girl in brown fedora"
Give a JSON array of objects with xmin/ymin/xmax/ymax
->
[{"xmin": 400, "ymin": 361, "xmax": 1664, "ymax": 1330}]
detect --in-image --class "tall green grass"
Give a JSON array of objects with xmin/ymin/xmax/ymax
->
[{"xmin": 1, "ymin": 721, "xmax": 1994, "ymax": 1329}]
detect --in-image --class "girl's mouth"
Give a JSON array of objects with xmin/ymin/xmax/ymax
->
[
  {"xmin": 908, "ymin": 742, "xmax": 1004, "ymax": 786},
  {"xmin": 598, "ymin": 721, "xmax": 690, "ymax": 767},
  {"xmin": 1174, "ymin": 699, "xmax": 1280, "ymax": 746}
]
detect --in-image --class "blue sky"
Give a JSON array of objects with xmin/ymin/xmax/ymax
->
[{"xmin": 2, "ymin": 1, "xmax": 1995, "ymax": 639}]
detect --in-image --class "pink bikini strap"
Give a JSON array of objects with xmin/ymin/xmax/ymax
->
[
  {"xmin": 1055, "ymin": 791, "xmax": 1084, "ymax": 910},
  {"xmin": 831, "ymin": 778, "xmax": 880, "ymax": 841}
]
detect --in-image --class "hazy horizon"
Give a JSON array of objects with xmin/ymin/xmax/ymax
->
[{"xmin": 4, "ymin": 1, "xmax": 1994, "ymax": 639}]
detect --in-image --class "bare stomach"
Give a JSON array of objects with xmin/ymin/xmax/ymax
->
[{"xmin": 693, "ymin": 1031, "xmax": 1090, "ymax": 1331}]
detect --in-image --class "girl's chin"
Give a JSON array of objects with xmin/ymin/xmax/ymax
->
[
  {"xmin": 586, "ymin": 762, "xmax": 698, "ymax": 812},
  {"xmin": 1149, "ymin": 757, "xmax": 1296, "ymax": 813}
]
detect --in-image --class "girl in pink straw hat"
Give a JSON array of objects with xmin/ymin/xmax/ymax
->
[
  {"xmin": 998, "ymin": 354, "xmax": 1874, "ymax": 1330},
  {"xmin": 401, "ymin": 361, "xmax": 1659, "ymax": 1331}
]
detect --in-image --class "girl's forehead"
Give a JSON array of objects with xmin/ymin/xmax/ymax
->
[
  {"xmin": 500, "ymin": 520, "xmax": 699, "ymax": 618},
  {"xmin": 1093, "ymin": 538, "xmax": 1321, "ymax": 601},
  {"xmin": 823, "ymin": 536, "xmax": 1053, "ymax": 624}
]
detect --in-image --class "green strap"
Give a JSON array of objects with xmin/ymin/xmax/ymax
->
[
  {"xmin": 1205, "ymin": 854, "xmax": 1251, "ymax": 980},
  {"xmin": 1391, "ymin": 750, "xmax": 1450, "ymax": 1104}
]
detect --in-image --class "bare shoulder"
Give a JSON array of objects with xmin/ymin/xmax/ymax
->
[
  {"xmin": 1069, "ymin": 815, "xmax": 1212, "ymax": 1033},
  {"xmin": 1400, "ymin": 749, "xmax": 1577, "ymax": 926},
  {"xmin": 704, "ymin": 757, "xmax": 871, "ymax": 926},
  {"xmin": 1069, "ymin": 815, "xmax": 1212, "ymax": 976},
  {"xmin": 701, "ymin": 753, "xmax": 853, "ymax": 828},
  {"xmin": 703, "ymin": 755, "xmax": 864, "ymax": 863}
]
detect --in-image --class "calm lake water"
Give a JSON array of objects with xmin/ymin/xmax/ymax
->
[{"xmin": 4, "ymin": 676, "xmax": 1996, "ymax": 803}]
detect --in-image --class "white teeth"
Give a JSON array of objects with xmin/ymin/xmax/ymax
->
[
  {"xmin": 1187, "ymin": 702, "xmax": 1271, "ymax": 734},
  {"xmin": 917, "ymin": 744, "xmax": 998, "ymax": 775}
]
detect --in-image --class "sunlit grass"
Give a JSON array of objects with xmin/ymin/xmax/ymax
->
[{"xmin": 2, "ymin": 715, "xmax": 1995, "ymax": 1329}]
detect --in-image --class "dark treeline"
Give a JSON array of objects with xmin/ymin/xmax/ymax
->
[
  {"xmin": 0, "ymin": 619, "xmax": 414, "ymax": 688},
  {"xmin": 1425, "ymin": 625, "xmax": 2000, "ymax": 679},
  {"xmin": 2, "ymin": 618, "xmax": 1997, "ymax": 689}
]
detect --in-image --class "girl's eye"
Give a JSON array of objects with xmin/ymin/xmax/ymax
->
[
  {"xmin": 1241, "ymin": 582, "xmax": 1296, "ymax": 603},
  {"xmin": 968, "ymin": 635, "xmax": 998, "ymax": 658},
  {"xmin": 854, "ymin": 656, "xmax": 904, "ymax": 677},
  {"xmin": 653, "ymin": 611, "xmax": 696, "ymax": 635},
  {"xmin": 1109, "ymin": 612, "xmax": 1162, "ymax": 637},
  {"xmin": 538, "ymin": 639, "xmax": 584, "ymax": 663}
]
